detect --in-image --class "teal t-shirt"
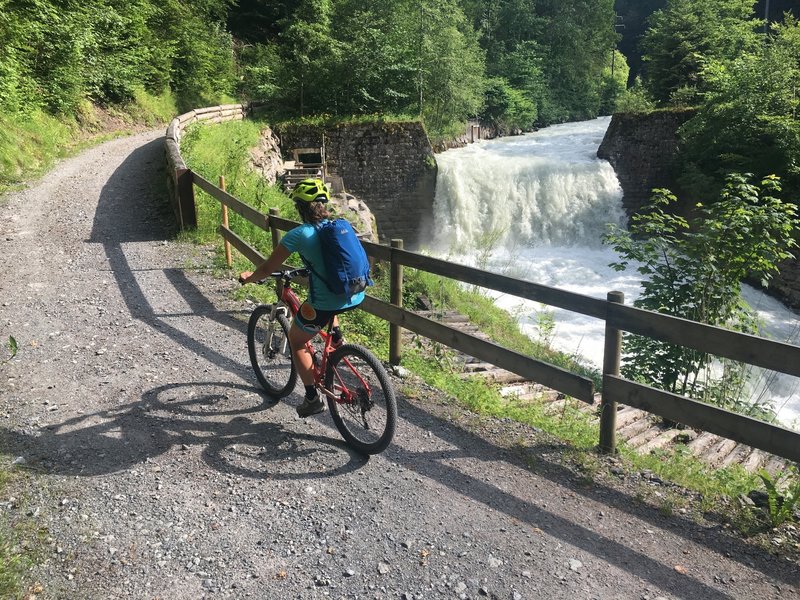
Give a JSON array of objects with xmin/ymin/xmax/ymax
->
[{"xmin": 280, "ymin": 222, "xmax": 366, "ymax": 311}]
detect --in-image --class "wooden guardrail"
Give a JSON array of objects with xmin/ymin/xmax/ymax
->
[
  {"xmin": 181, "ymin": 157, "xmax": 800, "ymax": 464},
  {"xmin": 164, "ymin": 103, "xmax": 259, "ymax": 229}
]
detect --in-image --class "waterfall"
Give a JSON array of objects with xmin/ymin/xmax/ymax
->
[
  {"xmin": 430, "ymin": 117, "xmax": 800, "ymax": 428},
  {"xmin": 432, "ymin": 118, "xmax": 626, "ymax": 252}
]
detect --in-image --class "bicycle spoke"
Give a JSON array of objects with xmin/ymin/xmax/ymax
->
[
  {"xmin": 248, "ymin": 307, "xmax": 297, "ymax": 398},
  {"xmin": 325, "ymin": 344, "xmax": 397, "ymax": 454}
]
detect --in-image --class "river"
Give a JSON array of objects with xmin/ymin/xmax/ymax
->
[{"xmin": 430, "ymin": 117, "xmax": 800, "ymax": 428}]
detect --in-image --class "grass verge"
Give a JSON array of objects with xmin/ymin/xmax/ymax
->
[
  {"xmin": 0, "ymin": 88, "xmax": 179, "ymax": 196},
  {"xmin": 0, "ymin": 461, "xmax": 40, "ymax": 599},
  {"xmin": 179, "ymin": 118, "xmax": 294, "ymax": 248}
]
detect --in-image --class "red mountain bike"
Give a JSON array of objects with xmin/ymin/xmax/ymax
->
[{"xmin": 246, "ymin": 269, "xmax": 397, "ymax": 455}]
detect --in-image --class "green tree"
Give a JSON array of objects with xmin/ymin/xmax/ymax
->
[
  {"xmin": 536, "ymin": 0, "xmax": 619, "ymax": 121},
  {"xmin": 327, "ymin": 0, "xmax": 417, "ymax": 115},
  {"xmin": 614, "ymin": 76, "xmax": 656, "ymax": 113},
  {"xmin": 491, "ymin": 0, "xmax": 545, "ymax": 63},
  {"xmin": 679, "ymin": 17, "xmax": 800, "ymax": 200},
  {"xmin": 0, "ymin": 0, "xmax": 33, "ymax": 112},
  {"xmin": 0, "ymin": 0, "xmax": 236, "ymax": 115},
  {"xmin": 459, "ymin": 0, "xmax": 617, "ymax": 124},
  {"xmin": 604, "ymin": 174, "xmax": 797, "ymax": 414},
  {"xmin": 83, "ymin": 1, "xmax": 154, "ymax": 104},
  {"xmin": 19, "ymin": 0, "xmax": 91, "ymax": 114},
  {"xmin": 493, "ymin": 40, "xmax": 546, "ymax": 125},
  {"xmin": 474, "ymin": 0, "xmax": 551, "ymax": 121},
  {"xmin": 415, "ymin": 0, "xmax": 486, "ymax": 130},
  {"xmin": 268, "ymin": 0, "xmax": 485, "ymax": 132},
  {"xmin": 165, "ymin": 0, "xmax": 237, "ymax": 111},
  {"xmin": 237, "ymin": 42, "xmax": 281, "ymax": 102},
  {"xmin": 640, "ymin": 0, "xmax": 762, "ymax": 105},
  {"xmin": 278, "ymin": 0, "xmax": 341, "ymax": 116},
  {"xmin": 480, "ymin": 77, "xmax": 537, "ymax": 133},
  {"xmin": 461, "ymin": 0, "xmax": 505, "ymax": 65},
  {"xmin": 599, "ymin": 49, "xmax": 630, "ymax": 115}
]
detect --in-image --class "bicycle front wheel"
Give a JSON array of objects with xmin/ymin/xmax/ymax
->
[
  {"xmin": 247, "ymin": 306, "xmax": 297, "ymax": 398},
  {"xmin": 324, "ymin": 344, "xmax": 397, "ymax": 455}
]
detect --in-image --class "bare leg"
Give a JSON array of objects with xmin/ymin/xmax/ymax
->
[{"xmin": 288, "ymin": 321, "xmax": 316, "ymax": 386}]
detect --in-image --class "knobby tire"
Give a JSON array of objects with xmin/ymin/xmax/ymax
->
[
  {"xmin": 324, "ymin": 344, "xmax": 397, "ymax": 455},
  {"xmin": 247, "ymin": 306, "xmax": 297, "ymax": 398}
]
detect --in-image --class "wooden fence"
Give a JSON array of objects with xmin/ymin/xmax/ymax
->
[
  {"xmin": 169, "ymin": 153, "xmax": 800, "ymax": 464},
  {"xmin": 164, "ymin": 103, "xmax": 259, "ymax": 229}
]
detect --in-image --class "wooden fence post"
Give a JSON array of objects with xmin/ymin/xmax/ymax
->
[
  {"xmin": 599, "ymin": 291, "xmax": 624, "ymax": 453},
  {"xmin": 389, "ymin": 239, "xmax": 404, "ymax": 366},
  {"xmin": 219, "ymin": 176, "xmax": 232, "ymax": 268},
  {"xmin": 269, "ymin": 208, "xmax": 281, "ymax": 249},
  {"xmin": 175, "ymin": 167, "xmax": 197, "ymax": 229}
]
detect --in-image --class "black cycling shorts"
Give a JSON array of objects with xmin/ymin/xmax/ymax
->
[{"xmin": 294, "ymin": 302, "xmax": 358, "ymax": 335}]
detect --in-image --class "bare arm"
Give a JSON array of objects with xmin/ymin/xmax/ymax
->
[{"xmin": 239, "ymin": 243, "xmax": 292, "ymax": 284}]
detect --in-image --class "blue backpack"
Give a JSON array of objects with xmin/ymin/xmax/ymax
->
[{"xmin": 308, "ymin": 218, "xmax": 373, "ymax": 297}]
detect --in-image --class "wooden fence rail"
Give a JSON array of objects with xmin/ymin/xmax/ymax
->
[
  {"xmin": 172, "ymin": 136, "xmax": 800, "ymax": 464},
  {"xmin": 608, "ymin": 302, "xmax": 800, "ymax": 378}
]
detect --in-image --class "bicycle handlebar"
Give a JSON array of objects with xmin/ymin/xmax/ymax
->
[
  {"xmin": 239, "ymin": 268, "xmax": 309, "ymax": 285},
  {"xmin": 270, "ymin": 268, "xmax": 310, "ymax": 281}
]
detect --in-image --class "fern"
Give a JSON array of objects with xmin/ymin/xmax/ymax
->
[{"xmin": 757, "ymin": 466, "xmax": 800, "ymax": 527}]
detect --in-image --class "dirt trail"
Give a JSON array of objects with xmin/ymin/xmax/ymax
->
[{"xmin": 0, "ymin": 131, "xmax": 797, "ymax": 599}]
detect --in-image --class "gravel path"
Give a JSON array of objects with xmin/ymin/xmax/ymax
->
[{"xmin": 0, "ymin": 131, "xmax": 798, "ymax": 599}]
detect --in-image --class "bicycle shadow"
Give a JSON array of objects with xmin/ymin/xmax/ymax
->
[{"xmin": 1, "ymin": 381, "xmax": 366, "ymax": 481}]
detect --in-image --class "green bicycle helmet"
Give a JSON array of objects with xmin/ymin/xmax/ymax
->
[{"xmin": 290, "ymin": 178, "xmax": 330, "ymax": 203}]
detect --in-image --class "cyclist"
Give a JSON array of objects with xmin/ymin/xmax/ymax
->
[{"xmin": 240, "ymin": 178, "xmax": 366, "ymax": 417}]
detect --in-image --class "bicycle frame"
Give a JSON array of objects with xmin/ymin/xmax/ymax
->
[{"xmin": 269, "ymin": 271, "xmax": 372, "ymax": 405}]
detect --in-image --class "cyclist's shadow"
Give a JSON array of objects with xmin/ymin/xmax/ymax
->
[{"xmin": 1, "ymin": 381, "xmax": 368, "ymax": 481}]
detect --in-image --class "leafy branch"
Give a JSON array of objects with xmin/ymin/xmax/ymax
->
[{"xmin": 603, "ymin": 174, "xmax": 797, "ymax": 414}]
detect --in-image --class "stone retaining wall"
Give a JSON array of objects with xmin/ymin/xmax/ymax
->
[
  {"xmin": 276, "ymin": 121, "xmax": 437, "ymax": 248},
  {"xmin": 597, "ymin": 109, "xmax": 695, "ymax": 218}
]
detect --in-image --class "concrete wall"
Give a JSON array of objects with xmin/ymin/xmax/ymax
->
[
  {"xmin": 597, "ymin": 109, "xmax": 695, "ymax": 218},
  {"xmin": 276, "ymin": 122, "xmax": 437, "ymax": 249}
]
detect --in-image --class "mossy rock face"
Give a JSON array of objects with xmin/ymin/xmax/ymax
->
[
  {"xmin": 248, "ymin": 126, "xmax": 284, "ymax": 184},
  {"xmin": 329, "ymin": 192, "xmax": 378, "ymax": 243}
]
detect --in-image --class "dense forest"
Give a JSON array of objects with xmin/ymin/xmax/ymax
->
[
  {"xmin": 0, "ymin": 0, "xmax": 623, "ymax": 136},
  {"xmin": 614, "ymin": 0, "xmax": 794, "ymax": 84},
  {"xmin": 1, "ymin": 0, "xmax": 799, "ymax": 197}
]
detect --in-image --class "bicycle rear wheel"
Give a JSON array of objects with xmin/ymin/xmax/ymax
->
[
  {"xmin": 324, "ymin": 344, "xmax": 397, "ymax": 455},
  {"xmin": 247, "ymin": 306, "xmax": 297, "ymax": 398}
]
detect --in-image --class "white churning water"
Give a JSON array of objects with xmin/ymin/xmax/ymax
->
[{"xmin": 431, "ymin": 116, "xmax": 800, "ymax": 429}]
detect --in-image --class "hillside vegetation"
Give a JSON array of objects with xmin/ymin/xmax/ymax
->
[
  {"xmin": 2, "ymin": 1, "xmax": 799, "ymax": 200},
  {"xmin": 1, "ymin": 0, "xmax": 630, "ymax": 191}
]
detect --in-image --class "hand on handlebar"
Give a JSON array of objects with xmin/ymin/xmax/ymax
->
[{"xmin": 240, "ymin": 268, "xmax": 308, "ymax": 285}]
